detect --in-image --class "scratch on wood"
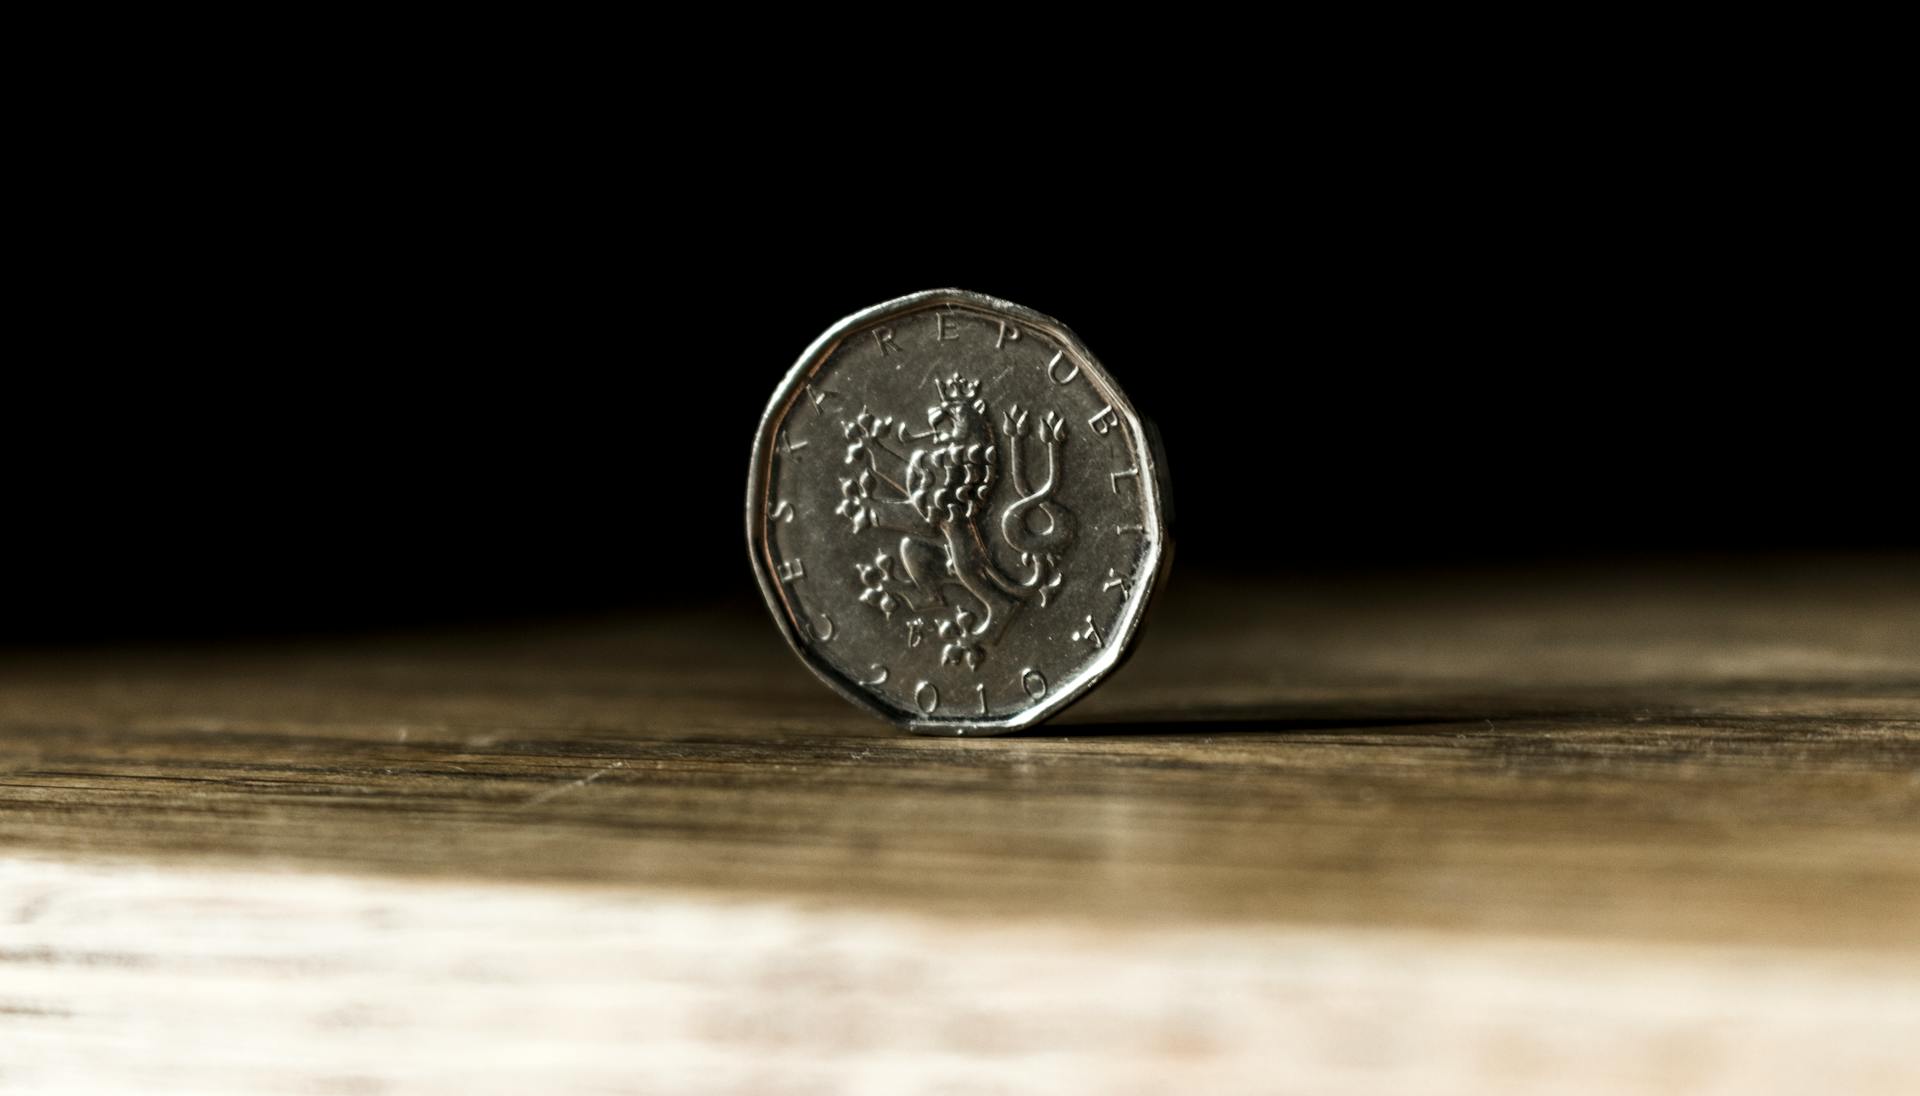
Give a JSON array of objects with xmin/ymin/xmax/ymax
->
[{"xmin": 519, "ymin": 761, "xmax": 625, "ymax": 809}]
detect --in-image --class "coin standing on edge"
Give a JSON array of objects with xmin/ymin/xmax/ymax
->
[{"xmin": 747, "ymin": 289, "xmax": 1170, "ymax": 735}]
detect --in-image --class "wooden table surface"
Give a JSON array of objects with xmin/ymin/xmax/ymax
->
[{"xmin": 3, "ymin": 559, "xmax": 1918, "ymax": 1094}]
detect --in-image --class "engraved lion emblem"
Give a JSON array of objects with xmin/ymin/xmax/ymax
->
[{"xmin": 837, "ymin": 373, "xmax": 1074, "ymax": 668}]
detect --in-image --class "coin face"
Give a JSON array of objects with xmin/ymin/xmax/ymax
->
[{"xmin": 747, "ymin": 289, "xmax": 1170, "ymax": 735}]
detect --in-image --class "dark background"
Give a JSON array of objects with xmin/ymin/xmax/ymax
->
[{"xmin": 9, "ymin": 159, "xmax": 1909, "ymax": 644}]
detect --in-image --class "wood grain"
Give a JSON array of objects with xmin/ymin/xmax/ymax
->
[{"xmin": 3, "ymin": 559, "xmax": 1918, "ymax": 1092}]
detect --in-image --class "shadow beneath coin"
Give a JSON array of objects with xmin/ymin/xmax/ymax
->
[
  {"xmin": 1030, "ymin": 700, "xmax": 1628, "ymax": 738},
  {"xmin": 1031, "ymin": 706, "xmax": 1480, "ymax": 738}
]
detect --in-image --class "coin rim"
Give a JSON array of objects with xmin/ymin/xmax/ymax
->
[{"xmin": 746, "ymin": 288, "xmax": 1171, "ymax": 736}]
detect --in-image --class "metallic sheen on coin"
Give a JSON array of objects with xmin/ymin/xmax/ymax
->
[{"xmin": 747, "ymin": 289, "xmax": 1170, "ymax": 735}]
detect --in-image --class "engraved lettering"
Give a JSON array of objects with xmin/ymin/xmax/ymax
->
[
  {"xmin": 906, "ymin": 617, "xmax": 926, "ymax": 648},
  {"xmin": 934, "ymin": 311, "xmax": 960, "ymax": 342},
  {"xmin": 1102, "ymin": 566, "xmax": 1135, "ymax": 598},
  {"xmin": 776, "ymin": 430, "xmax": 809, "ymax": 458},
  {"xmin": 995, "ymin": 320, "xmax": 1021, "ymax": 349},
  {"xmin": 803, "ymin": 610, "xmax": 834, "ymax": 641},
  {"xmin": 1088, "ymin": 405, "xmax": 1118, "ymax": 436},
  {"xmin": 975, "ymin": 683, "xmax": 987, "ymax": 715},
  {"xmin": 1110, "ymin": 466, "xmax": 1139, "ymax": 493},
  {"xmin": 805, "ymin": 383, "xmax": 838, "ymax": 414},
  {"xmin": 1070, "ymin": 614, "xmax": 1105, "ymax": 648},
  {"xmin": 1114, "ymin": 523, "xmax": 1147, "ymax": 536},
  {"xmin": 770, "ymin": 500, "xmax": 795, "ymax": 523},
  {"xmin": 1046, "ymin": 350, "xmax": 1079, "ymax": 385},
  {"xmin": 872, "ymin": 327, "xmax": 900, "ymax": 356},
  {"xmin": 1021, "ymin": 668, "xmax": 1047, "ymax": 700},
  {"xmin": 863, "ymin": 664, "xmax": 889, "ymax": 685},
  {"xmin": 776, "ymin": 557, "xmax": 805, "ymax": 583},
  {"xmin": 914, "ymin": 681, "xmax": 939, "ymax": 714}
]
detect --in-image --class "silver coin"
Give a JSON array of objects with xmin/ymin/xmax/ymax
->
[{"xmin": 747, "ymin": 289, "xmax": 1170, "ymax": 735}]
